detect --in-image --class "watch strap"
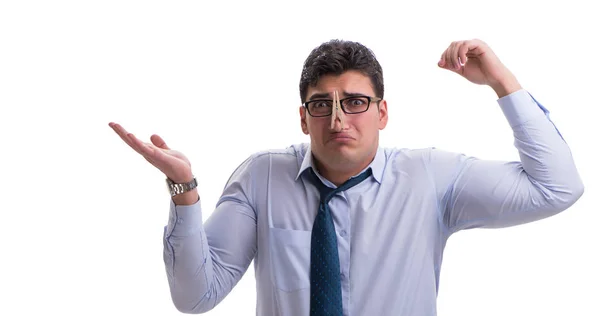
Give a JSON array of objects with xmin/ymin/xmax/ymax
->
[{"xmin": 166, "ymin": 177, "xmax": 198, "ymax": 197}]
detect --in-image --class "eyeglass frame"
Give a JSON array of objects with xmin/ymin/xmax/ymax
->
[{"xmin": 302, "ymin": 95, "xmax": 383, "ymax": 117}]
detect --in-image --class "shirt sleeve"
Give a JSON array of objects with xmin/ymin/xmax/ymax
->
[
  {"xmin": 429, "ymin": 89, "xmax": 584, "ymax": 236},
  {"xmin": 163, "ymin": 154, "xmax": 259, "ymax": 313}
]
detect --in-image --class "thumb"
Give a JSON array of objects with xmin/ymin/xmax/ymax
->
[{"xmin": 150, "ymin": 134, "xmax": 170, "ymax": 150}]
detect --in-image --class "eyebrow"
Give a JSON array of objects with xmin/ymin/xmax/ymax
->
[{"xmin": 308, "ymin": 91, "xmax": 368, "ymax": 101}]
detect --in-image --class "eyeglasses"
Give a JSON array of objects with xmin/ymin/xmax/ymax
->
[{"xmin": 303, "ymin": 95, "xmax": 382, "ymax": 117}]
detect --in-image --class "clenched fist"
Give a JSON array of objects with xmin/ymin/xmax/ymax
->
[{"xmin": 438, "ymin": 39, "xmax": 522, "ymax": 97}]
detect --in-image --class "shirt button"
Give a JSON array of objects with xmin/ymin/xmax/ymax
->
[{"xmin": 340, "ymin": 230, "xmax": 347, "ymax": 237}]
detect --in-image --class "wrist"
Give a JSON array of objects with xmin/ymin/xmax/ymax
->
[
  {"xmin": 172, "ymin": 189, "xmax": 199, "ymax": 206},
  {"xmin": 491, "ymin": 73, "xmax": 522, "ymax": 98},
  {"xmin": 166, "ymin": 176, "xmax": 198, "ymax": 205}
]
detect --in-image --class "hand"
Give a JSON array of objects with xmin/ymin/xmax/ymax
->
[
  {"xmin": 437, "ymin": 39, "xmax": 521, "ymax": 97},
  {"xmin": 108, "ymin": 122, "xmax": 193, "ymax": 183}
]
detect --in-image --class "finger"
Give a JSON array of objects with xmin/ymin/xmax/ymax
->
[
  {"xmin": 127, "ymin": 133, "xmax": 158, "ymax": 158},
  {"xmin": 458, "ymin": 42, "xmax": 469, "ymax": 67},
  {"xmin": 442, "ymin": 49, "xmax": 455, "ymax": 70},
  {"xmin": 109, "ymin": 122, "xmax": 131, "ymax": 143},
  {"xmin": 110, "ymin": 122, "xmax": 142, "ymax": 154},
  {"xmin": 110, "ymin": 122, "xmax": 175, "ymax": 173},
  {"xmin": 445, "ymin": 43, "xmax": 457, "ymax": 70},
  {"xmin": 130, "ymin": 134, "xmax": 172, "ymax": 165},
  {"xmin": 438, "ymin": 52, "xmax": 446, "ymax": 68},
  {"xmin": 150, "ymin": 134, "xmax": 170, "ymax": 150},
  {"xmin": 450, "ymin": 41, "xmax": 461, "ymax": 70},
  {"xmin": 465, "ymin": 39, "xmax": 487, "ymax": 57}
]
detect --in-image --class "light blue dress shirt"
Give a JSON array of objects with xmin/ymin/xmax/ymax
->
[{"xmin": 163, "ymin": 89, "xmax": 584, "ymax": 315}]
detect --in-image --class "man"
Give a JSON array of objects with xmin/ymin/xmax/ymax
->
[{"xmin": 109, "ymin": 38, "xmax": 584, "ymax": 315}]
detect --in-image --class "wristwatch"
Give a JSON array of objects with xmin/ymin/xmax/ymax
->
[{"xmin": 166, "ymin": 177, "xmax": 198, "ymax": 197}]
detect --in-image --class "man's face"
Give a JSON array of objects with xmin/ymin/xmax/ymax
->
[{"xmin": 300, "ymin": 70, "xmax": 388, "ymax": 171}]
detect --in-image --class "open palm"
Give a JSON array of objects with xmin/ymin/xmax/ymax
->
[{"xmin": 109, "ymin": 122, "xmax": 193, "ymax": 183}]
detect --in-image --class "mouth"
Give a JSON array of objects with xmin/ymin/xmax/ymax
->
[{"xmin": 328, "ymin": 133, "xmax": 355, "ymax": 143}]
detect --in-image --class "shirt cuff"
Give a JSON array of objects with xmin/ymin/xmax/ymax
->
[
  {"xmin": 497, "ymin": 89, "xmax": 547, "ymax": 128},
  {"xmin": 164, "ymin": 197, "xmax": 203, "ymax": 238},
  {"xmin": 497, "ymin": 89, "xmax": 565, "ymax": 141}
]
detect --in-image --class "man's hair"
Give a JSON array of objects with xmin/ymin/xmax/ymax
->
[{"xmin": 299, "ymin": 39, "xmax": 384, "ymax": 103}]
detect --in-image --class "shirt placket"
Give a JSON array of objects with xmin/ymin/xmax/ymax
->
[{"xmin": 330, "ymin": 192, "xmax": 352, "ymax": 316}]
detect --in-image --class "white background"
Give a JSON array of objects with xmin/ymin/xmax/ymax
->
[{"xmin": 1, "ymin": 0, "xmax": 598, "ymax": 315}]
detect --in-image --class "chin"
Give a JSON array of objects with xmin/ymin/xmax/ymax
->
[{"xmin": 324, "ymin": 145, "xmax": 360, "ymax": 164}]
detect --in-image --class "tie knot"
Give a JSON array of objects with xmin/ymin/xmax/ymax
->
[{"xmin": 310, "ymin": 168, "xmax": 373, "ymax": 203}]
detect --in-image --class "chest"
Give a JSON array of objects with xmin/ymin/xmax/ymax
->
[
  {"xmin": 259, "ymin": 173, "xmax": 441, "ymax": 248},
  {"xmin": 254, "ymin": 172, "xmax": 443, "ymax": 295}
]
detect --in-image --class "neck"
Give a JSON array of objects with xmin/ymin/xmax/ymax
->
[{"xmin": 313, "ymin": 151, "xmax": 376, "ymax": 186}]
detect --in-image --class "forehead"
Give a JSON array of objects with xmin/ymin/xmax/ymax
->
[{"xmin": 307, "ymin": 70, "xmax": 374, "ymax": 98}]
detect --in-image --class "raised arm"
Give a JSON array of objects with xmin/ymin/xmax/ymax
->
[
  {"xmin": 430, "ymin": 91, "xmax": 583, "ymax": 235},
  {"xmin": 432, "ymin": 39, "xmax": 584, "ymax": 235}
]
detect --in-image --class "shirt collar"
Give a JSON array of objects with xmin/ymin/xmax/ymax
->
[{"xmin": 295, "ymin": 144, "xmax": 385, "ymax": 184}]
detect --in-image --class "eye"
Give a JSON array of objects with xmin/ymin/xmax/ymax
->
[
  {"xmin": 312, "ymin": 100, "xmax": 332, "ymax": 108},
  {"xmin": 345, "ymin": 97, "xmax": 367, "ymax": 107}
]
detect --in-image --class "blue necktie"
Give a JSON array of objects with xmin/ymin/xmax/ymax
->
[{"xmin": 309, "ymin": 168, "xmax": 373, "ymax": 316}]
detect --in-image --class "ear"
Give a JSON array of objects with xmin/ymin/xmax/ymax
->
[
  {"xmin": 377, "ymin": 100, "xmax": 388, "ymax": 130},
  {"xmin": 299, "ymin": 106, "xmax": 309, "ymax": 135}
]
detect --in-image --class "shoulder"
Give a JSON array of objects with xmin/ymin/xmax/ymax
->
[
  {"xmin": 230, "ymin": 143, "xmax": 308, "ymax": 175},
  {"xmin": 382, "ymin": 146, "xmax": 436, "ymax": 162},
  {"xmin": 246, "ymin": 143, "xmax": 307, "ymax": 164},
  {"xmin": 381, "ymin": 146, "xmax": 467, "ymax": 172},
  {"xmin": 386, "ymin": 146, "xmax": 465, "ymax": 159}
]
